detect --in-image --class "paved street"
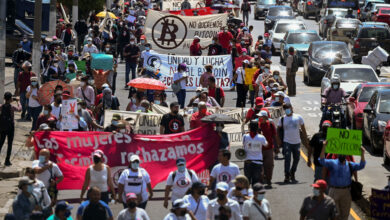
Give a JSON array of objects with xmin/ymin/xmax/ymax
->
[{"xmin": 1, "ymin": 5, "xmax": 390, "ymax": 220}]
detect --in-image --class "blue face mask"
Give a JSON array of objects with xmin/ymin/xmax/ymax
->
[
  {"xmin": 27, "ymin": 185, "xmax": 33, "ymax": 194},
  {"xmin": 275, "ymin": 97, "xmax": 280, "ymax": 102},
  {"xmin": 285, "ymin": 108, "xmax": 292, "ymax": 115},
  {"xmin": 31, "ymin": 82, "xmax": 38, "ymax": 86},
  {"xmin": 274, "ymin": 75, "xmax": 279, "ymax": 80},
  {"xmin": 43, "ymin": 110, "xmax": 49, "ymax": 115},
  {"xmin": 178, "ymin": 165, "xmax": 186, "ymax": 172},
  {"xmin": 131, "ymin": 162, "xmax": 139, "ymax": 170},
  {"xmin": 112, "ymin": 120, "xmax": 119, "ymax": 126},
  {"xmin": 39, "ymin": 155, "xmax": 46, "ymax": 164},
  {"xmin": 256, "ymin": 194, "xmax": 265, "ymax": 201},
  {"xmin": 154, "ymin": 100, "xmax": 161, "ymax": 105},
  {"xmin": 145, "ymin": 47, "xmax": 150, "ymax": 51},
  {"xmin": 332, "ymin": 84, "xmax": 339, "ymax": 90}
]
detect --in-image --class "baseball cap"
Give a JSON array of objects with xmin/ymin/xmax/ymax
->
[
  {"xmin": 176, "ymin": 157, "xmax": 186, "ymax": 166},
  {"xmin": 18, "ymin": 177, "xmax": 34, "ymax": 188},
  {"xmin": 255, "ymin": 97, "xmax": 264, "ymax": 106},
  {"xmin": 216, "ymin": 182, "xmax": 229, "ymax": 191},
  {"xmin": 39, "ymin": 123, "xmax": 50, "ymax": 131},
  {"xmin": 126, "ymin": 192, "xmax": 137, "ymax": 201},
  {"xmin": 30, "ymin": 77, "xmax": 38, "ymax": 82},
  {"xmin": 253, "ymin": 183, "xmax": 266, "ymax": 193},
  {"xmin": 102, "ymin": 83, "xmax": 110, "ymax": 89},
  {"xmin": 311, "ymin": 179, "xmax": 327, "ymax": 190},
  {"xmin": 112, "ymin": 113, "xmax": 121, "ymax": 121},
  {"xmin": 196, "ymin": 87, "xmax": 203, "ymax": 92},
  {"xmin": 256, "ymin": 110, "xmax": 268, "ymax": 117},
  {"xmin": 275, "ymin": 91, "xmax": 285, "ymax": 97},
  {"xmin": 55, "ymin": 201, "xmax": 73, "ymax": 212},
  {"xmin": 194, "ymin": 35, "xmax": 200, "ymax": 40},
  {"xmin": 264, "ymin": 32, "xmax": 270, "ymax": 37},
  {"xmin": 87, "ymin": 37, "xmax": 92, "ymax": 41},
  {"xmin": 172, "ymin": 199, "xmax": 189, "ymax": 209},
  {"xmin": 130, "ymin": 154, "xmax": 141, "ymax": 162},
  {"xmin": 93, "ymin": 149, "xmax": 104, "ymax": 158},
  {"xmin": 322, "ymin": 120, "xmax": 332, "ymax": 127},
  {"xmin": 140, "ymin": 35, "xmax": 146, "ymax": 40}
]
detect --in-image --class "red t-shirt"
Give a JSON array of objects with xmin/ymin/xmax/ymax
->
[
  {"xmin": 18, "ymin": 71, "xmax": 36, "ymax": 93},
  {"xmin": 259, "ymin": 120, "xmax": 276, "ymax": 150},
  {"xmin": 245, "ymin": 107, "xmax": 270, "ymax": 121},
  {"xmin": 95, "ymin": 93, "xmax": 103, "ymax": 106},
  {"xmin": 218, "ymin": 31, "xmax": 233, "ymax": 50},
  {"xmin": 208, "ymin": 87, "xmax": 225, "ymax": 99},
  {"xmin": 190, "ymin": 111, "xmax": 212, "ymax": 129}
]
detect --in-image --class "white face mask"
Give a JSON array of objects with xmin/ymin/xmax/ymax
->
[
  {"xmin": 313, "ymin": 188, "xmax": 320, "ymax": 196},
  {"xmin": 80, "ymin": 82, "xmax": 86, "ymax": 87},
  {"xmin": 120, "ymin": 129, "xmax": 126, "ymax": 133},
  {"xmin": 130, "ymin": 41, "xmax": 135, "ymax": 45}
]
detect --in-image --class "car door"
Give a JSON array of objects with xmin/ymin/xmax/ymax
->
[{"xmin": 364, "ymin": 91, "xmax": 378, "ymax": 137}]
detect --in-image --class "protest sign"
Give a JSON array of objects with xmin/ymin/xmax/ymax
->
[
  {"xmin": 244, "ymin": 68, "xmax": 258, "ymax": 85},
  {"xmin": 65, "ymin": 61, "xmax": 86, "ymax": 73},
  {"xmin": 145, "ymin": 10, "xmax": 227, "ymax": 55},
  {"xmin": 33, "ymin": 125, "xmax": 220, "ymax": 189},
  {"xmin": 143, "ymin": 52, "xmax": 233, "ymax": 89},
  {"xmin": 370, "ymin": 188, "xmax": 390, "ymax": 219},
  {"xmin": 162, "ymin": 0, "xmax": 201, "ymax": 11},
  {"xmin": 91, "ymin": 53, "xmax": 113, "ymax": 70},
  {"xmin": 61, "ymin": 99, "xmax": 78, "ymax": 130},
  {"xmin": 326, "ymin": 128, "xmax": 362, "ymax": 155},
  {"xmin": 169, "ymin": 7, "xmax": 215, "ymax": 16}
]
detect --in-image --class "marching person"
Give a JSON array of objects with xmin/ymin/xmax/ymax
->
[
  {"xmin": 183, "ymin": 182, "xmax": 210, "ymax": 220},
  {"xmin": 242, "ymin": 183, "xmax": 271, "ymax": 220},
  {"xmin": 26, "ymin": 76, "xmax": 42, "ymax": 131},
  {"xmin": 76, "ymin": 76, "xmax": 95, "ymax": 108},
  {"xmin": 210, "ymin": 150, "xmax": 240, "ymax": 189},
  {"xmin": 228, "ymin": 175, "xmax": 253, "ymax": 211},
  {"xmin": 200, "ymin": 64, "xmax": 214, "ymax": 88},
  {"xmin": 117, "ymin": 155, "xmax": 153, "ymax": 209},
  {"xmin": 25, "ymin": 167, "xmax": 52, "ymax": 218},
  {"xmin": 278, "ymin": 103, "xmax": 309, "ymax": 183},
  {"xmin": 160, "ymin": 102, "xmax": 185, "ymax": 134},
  {"xmin": 16, "ymin": 61, "xmax": 36, "ymax": 120},
  {"xmin": 47, "ymin": 201, "xmax": 73, "ymax": 220},
  {"xmin": 241, "ymin": 0, "xmax": 251, "ymax": 26},
  {"xmin": 12, "ymin": 177, "xmax": 39, "ymax": 219},
  {"xmin": 299, "ymin": 180, "xmax": 337, "ymax": 220},
  {"xmin": 80, "ymin": 150, "xmax": 116, "ymax": 204},
  {"xmin": 163, "ymin": 199, "xmax": 197, "ymax": 220},
  {"xmin": 206, "ymin": 182, "xmax": 242, "ymax": 220},
  {"xmin": 117, "ymin": 193, "xmax": 151, "ymax": 220},
  {"xmin": 243, "ymin": 121, "xmax": 268, "ymax": 185},
  {"xmin": 208, "ymin": 76, "xmax": 225, "ymax": 107},
  {"xmin": 164, "ymin": 158, "xmax": 199, "ymax": 208},
  {"xmin": 319, "ymin": 142, "xmax": 366, "ymax": 220},
  {"xmin": 0, "ymin": 92, "xmax": 21, "ymax": 166},
  {"xmin": 123, "ymin": 37, "xmax": 141, "ymax": 88},
  {"xmin": 189, "ymin": 101, "xmax": 212, "ymax": 129},
  {"xmin": 244, "ymin": 97, "xmax": 269, "ymax": 124},
  {"xmin": 173, "ymin": 63, "xmax": 188, "ymax": 108},
  {"xmin": 286, "ymin": 47, "xmax": 298, "ymax": 96},
  {"xmin": 81, "ymin": 37, "xmax": 98, "ymax": 57},
  {"xmin": 234, "ymin": 60, "xmax": 249, "ymax": 107},
  {"xmin": 77, "ymin": 187, "xmax": 114, "ymax": 220}
]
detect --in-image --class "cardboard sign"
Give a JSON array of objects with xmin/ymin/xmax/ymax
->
[
  {"xmin": 61, "ymin": 99, "xmax": 78, "ymax": 130},
  {"xmin": 326, "ymin": 128, "xmax": 362, "ymax": 156},
  {"xmin": 244, "ymin": 67, "xmax": 258, "ymax": 85},
  {"xmin": 370, "ymin": 188, "xmax": 390, "ymax": 219}
]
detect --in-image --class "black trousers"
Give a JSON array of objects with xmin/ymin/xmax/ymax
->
[
  {"xmin": 0, "ymin": 128, "xmax": 14, "ymax": 162},
  {"xmin": 236, "ymin": 83, "xmax": 248, "ymax": 107}
]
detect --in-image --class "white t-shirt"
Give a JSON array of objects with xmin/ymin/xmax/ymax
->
[
  {"xmin": 183, "ymin": 194, "xmax": 209, "ymax": 220},
  {"xmin": 173, "ymin": 72, "xmax": 187, "ymax": 90},
  {"xmin": 243, "ymin": 134, "xmax": 268, "ymax": 164},
  {"xmin": 235, "ymin": 67, "xmax": 245, "ymax": 84},
  {"xmin": 51, "ymin": 103, "xmax": 62, "ymax": 119},
  {"xmin": 118, "ymin": 168, "xmax": 151, "ymax": 203},
  {"xmin": 242, "ymin": 199, "xmax": 271, "ymax": 220},
  {"xmin": 166, "ymin": 169, "xmax": 199, "ymax": 202},
  {"xmin": 32, "ymin": 160, "xmax": 63, "ymax": 188},
  {"xmin": 163, "ymin": 213, "xmax": 191, "ymax": 220},
  {"xmin": 26, "ymin": 86, "xmax": 41, "ymax": 108},
  {"xmin": 116, "ymin": 208, "xmax": 150, "ymax": 220},
  {"xmin": 277, "ymin": 114, "xmax": 304, "ymax": 144},
  {"xmin": 206, "ymin": 198, "xmax": 242, "ymax": 220},
  {"xmin": 210, "ymin": 163, "xmax": 240, "ymax": 188},
  {"xmin": 19, "ymin": 179, "xmax": 51, "ymax": 209},
  {"xmin": 227, "ymin": 187, "xmax": 253, "ymax": 211}
]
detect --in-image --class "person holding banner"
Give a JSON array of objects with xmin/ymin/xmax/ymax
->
[
  {"xmin": 319, "ymin": 142, "xmax": 366, "ymax": 220},
  {"xmin": 190, "ymin": 102, "xmax": 212, "ymax": 129},
  {"xmin": 190, "ymin": 36, "xmax": 207, "ymax": 56},
  {"xmin": 200, "ymin": 64, "xmax": 214, "ymax": 88},
  {"xmin": 173, "ymin": 63, "xmax": 188, "ymax": 109},
  {"xmin": 117, "ymin": 155, "xmax": 153, "ymax": 209},
  {"xmin": 208, "ymin": 76, "xmax": 225, "ymax": 107},
  {"xmin": 160, "ymin": 102, "xmax": 185, "ymax": 134},
  {"xmin": 218, "ymin": 27, "xmax": 234, "ymax": 54}
]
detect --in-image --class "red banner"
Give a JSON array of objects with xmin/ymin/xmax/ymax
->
[
  {"xmin": 169, "ymin": 7, "xmax": 215, "ymax": 16},
  {"xmin": 33, "ymin": 125, "xmax": 220, "ymax": 190}
]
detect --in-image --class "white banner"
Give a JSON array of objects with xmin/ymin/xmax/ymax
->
[
  {"xmin": 162, "ymin": 0, "xmax": 202, "ymax": 11},
  {"xmin": 145, "ymin": 10, "xmax": 227, "ymax": 55},
  {"xmin": 144, "ymin": 52, "xmax": 233, "ymax": 89}
]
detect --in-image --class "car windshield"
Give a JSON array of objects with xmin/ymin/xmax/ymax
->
[
  {"xmin": 334, "ymin": 68, "xmax": 379, "ymax": 83},
  {"xmin": 358, "ymin": 86, "xmax": 390, "ymax": 101},
  {"xmin": 275, "ymin": 24, "xmax": 305, "ymax": 33},
  {"xmin": 358, "ymin": 28, "xmax": 390, "ymax": 39},
  {"xmin": 327, "ymin": 9, "xmax": 348, "ymax": 17},
  {"xmin": 381, "ymin": 9, "xmax": 390, "ymax": 14},
  {"xmin": 336, "ymin": 20, "xmax": 360, "ymax": 28},
  {"xmin": 313, "ymin": 44, "xmax": 350, "ymax": 59},
  {"xmin": 379, "ymin": 94, "xmax": 390, "ymax": 113},
  {"xmin": 286, "ymin": 33, "xmax": 320, "ymax": 44},
  {"xmin": 268, "ymin": 8, "xmax": 293, "ymax": 16},
  {"xmin": 258, "ymin": 0, "xmax": 276, "ymax": 4}
]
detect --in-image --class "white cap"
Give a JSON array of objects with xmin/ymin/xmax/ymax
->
[
  {"xmin": 194, "ymin": 35, "xmax": 200, "ymax": 40},
  {"xmin": 243, "ymin": 60, "xmax": 250, "ymax": 64},
  {"xmin": 87, "ymin": 37, "xmax": 92, "ymax": 41},
  {"xmin": 172, "ymin": 199, "xmax": 189, "ymax": 209},
  {"xmin": 256, "ymin": 110, "xmax": 268, "ymax": 117},
  {"xmin": 102, "ymin": 83, "xmax": 109, "ymax": 89},
  {"xmin": 216, "ymin": 182, "xmax": 229, "ymax": 191},
  {"xmin": 130, "ymin": 154, "xmax": 141, "ymax": 162},
  {"xmin": 275, "ymin": 91, "xmax": 285, "ymax": 97}
]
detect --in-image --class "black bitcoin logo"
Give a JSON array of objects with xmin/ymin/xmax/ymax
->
[
  {"xmin": 152, "ymin": 15, "xmax": 187, "ymax": 50},
  {"xmin": 147, "ymin": 55, "xmax": 162, "ymax": 69}
]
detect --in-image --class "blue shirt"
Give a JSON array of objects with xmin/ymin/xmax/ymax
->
[
  {"xmin": 12, "ymin": 193, "xmax": 37, "ymax": 220},
  {"xmin": 77, "ymin": 200, "xmax": 113, "ymax": 219},
  {"xmin": 319, "ymin": 158, "xmax": 366, "ymax": 187},
  {"xmin": 260, "ymin": 49, "xmax": 272, "ymax": 60},
  {"xmin": 20, "ymin": 41, "xmax": 32, "ymax": 53}
]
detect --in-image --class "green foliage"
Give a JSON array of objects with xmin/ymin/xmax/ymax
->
[{"xmin": 58, "ymin": 0, "xmax": 106, "ymax": 19}]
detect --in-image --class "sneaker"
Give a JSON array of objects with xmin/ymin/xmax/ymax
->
[
  {"xmin": 284, "ymin": 175, "xmax": 290, "ymax": 183},
  {"xmin": 4, "ymin": 161, "xmax": 12, "ymax": 166}
]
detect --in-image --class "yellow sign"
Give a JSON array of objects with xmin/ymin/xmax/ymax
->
[{"xmin": 244, "ymin": 68, "xmax": 258, "ymax": 85}]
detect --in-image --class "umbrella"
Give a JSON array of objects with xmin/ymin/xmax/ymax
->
[
  {"xmin": 127, "ymin": 78, "xmax": 167, "ymax": 91},
  {"xmin": 38, "ymin": 80, "xmax": 74, "ymax": 105},
  {"xmin": 200, "ymin": 114, "xmax": 240, "ymax": 124},
  {"xmin": 96, "ymin": 11, "xmax": 118, "ymax": 19}
]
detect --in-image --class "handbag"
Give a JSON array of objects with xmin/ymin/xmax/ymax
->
[{"xmin": 348, "ymin": 162, "xmax": 363, "ymax": 201}]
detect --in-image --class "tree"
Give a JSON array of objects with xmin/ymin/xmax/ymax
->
[{"xmin": 58, "ymin": 0, "xmax": 105, "ymax": 20}]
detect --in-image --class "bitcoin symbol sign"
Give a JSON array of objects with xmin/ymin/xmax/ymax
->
[{"xmin": 152, "ymin": 15, "xmax": 187, "ymax": 50}]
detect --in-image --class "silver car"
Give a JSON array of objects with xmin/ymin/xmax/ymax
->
[{"xmin": 327, "ymin": 18, "xmax": 361, "ymax": 43}]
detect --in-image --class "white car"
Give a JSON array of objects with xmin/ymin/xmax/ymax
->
[
  {"xmin": 320, "ymin": 64, "xmax": 381, "ymax": 95},
  {"xmin": 327, "ymin": 18, "xmax": 361, "ymax": 43},
  {"xmin": 270, "ymin": 19, "xmax": 306, "ymax": 52}
]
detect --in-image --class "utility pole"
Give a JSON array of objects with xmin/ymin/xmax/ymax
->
[
  {"xmin": 106, "ymin": 0, "xmax": 111, "ymax": 9},
  {"xmin": 33, "ymin": 0, "xmax": 42, "ymax": 82},
  {"xmin": 49, "ymin": 0, "xmax": 57, "ymax": 37},
  {"xmin": 72, "ymin": 0, "xmax": 78, "ymax": 50},
  {"xmin": 0, "ymin": 0, "xmax": 6, "ymax": 103}
]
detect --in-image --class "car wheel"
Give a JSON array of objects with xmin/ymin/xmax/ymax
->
[
  {"xmin": 371, "ymin": 129, "xmax": 382, "ymax": 155},
  {"xmin": 384, "ymin": 148, "xmax": 390, "ymax": 166}
]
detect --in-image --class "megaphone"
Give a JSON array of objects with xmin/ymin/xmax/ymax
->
[{"xmin": 235, "ymin": 149, "xmax": 247, "ymax": 160}]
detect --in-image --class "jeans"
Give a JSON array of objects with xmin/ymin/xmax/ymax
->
[
  {"xmin": 176, "ymin": 89, "xmax": 186, "ymax": 108},
  {"xmin": 20, "ymin": 92, "xmax": 29, "ymax": 118},
  {"xmin": 262, "ymin": 148, "xmax": 274, "ymax": 184},
  {"xmin": 0, "ymin": 128, "xmax": 14, "ymax": 163},
  {"xmin": 236, "ymin": 84, "xmax": 247, "ymax": 107},
  {"xmin": 242, "ymin": 12, "xmax": 249, "ymax": 26},
  {"xmin": 244, "ymin": 161, "xmax": 263, "ymax": 186},
  {"xmin": 286, "ymin": 72, "xmax": 296, "ymax": 96},
  {"xmin": 125, "ymin": 62, "xmax": 137, "ymax": 85},
  {"xmin": 284, "ymin": 142, "xmax": 300, "ymax": 176},
  {"xmin": 29, "ymin": 106, "xmax": 43, "ymax": 131}
]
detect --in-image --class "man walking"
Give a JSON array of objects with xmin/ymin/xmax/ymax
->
[
  {"xmin": 286, "ymin": 47, "xmax": 298, "ymax": 96},
  {"xmin": 123, "ymin": 37, "xmax": 140, "ymax": 89},
  {"xmin": 241, "ymin": 0, "xmax": 251, "ymax": 26},
  {"xmin": 160, "ymin": 102, "xmax": 185, "ymax": 134}
]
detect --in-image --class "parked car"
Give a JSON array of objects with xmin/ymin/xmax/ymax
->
[
  {"xmin": 318, "ymin": 8, "xmax": 350, "ymax": 38},
  {"xmin": 303, "ymin": 41, "xmax": 352, "ymax": 85},
  {"xmin": 264, "ymin": 6, "xmax": 296, "ymax": 32},
  {"xmin": 280, "ymin": 29, "xmax": 321, "ymax": 65},
  {"xmin": 383, "ymin": 120, "xmax": 390, "ymax": 165},
  {"xmin": 363, "ymin": 89, "xmax": 390, "ymax": 153},
  {"xmin": 351, "ymin": 22, "xmax": 390, "ymax": 63},
  {"xmin": 297, "ymin": 0, "xmax": 321, "ymax": 19},
  {"xmin": 347, "ymin": 83, "xmax": 390, "ymax": 129},
  {"xmin": 359, "ymin": 0, "xmax": 385, "ymax": 21},
  {"xmin": 327, "ymin": 18, "xmax": 361, "ymax": 43},
  {"xmin": 367, "ymin": 3, "xmax": 390, "ymax": 20},
  {"xmin": 254, "ymin": 0, "xmax": 277, "ymax": 20},
  {"xmin": 270, "ymin": 19, "xmax": 306, "ymax": 53},
  {"xmin": 372, "ymin": 7, "xmax": 390, "ymax": 26}
]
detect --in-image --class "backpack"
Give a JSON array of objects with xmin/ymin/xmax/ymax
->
[
  {"xmin": 291, "ymin": 55, "xmax": 299, "ymax": 73},
  {"xmin": 0, "ymin": 104, "xmax": 13, "ymax": 131}
]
